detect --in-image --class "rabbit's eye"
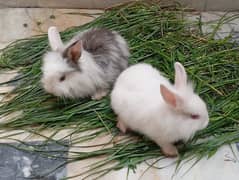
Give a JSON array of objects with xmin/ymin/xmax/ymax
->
[
  {"xmin": 190, "ymin": 114, "xmax": 200, "ymax": 119},
  {"xmin": 59, "ymin": 75, "xmax": 66, "ymax": 82}
]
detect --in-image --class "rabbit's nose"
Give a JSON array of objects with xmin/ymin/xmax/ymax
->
[{"xmin": 42, "ymin": 78, "xmax": 55, "ymax": 94}]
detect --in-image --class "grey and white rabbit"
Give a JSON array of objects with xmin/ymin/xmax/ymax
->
[
  {"xmin": 111, "ymin": 62, "xmax": 209, "ymax": 157},
  {"xmin": 41, "ymin": 26, "xmax": 129, "ymax": 99}
]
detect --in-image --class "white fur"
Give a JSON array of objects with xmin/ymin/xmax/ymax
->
[
  {"xmin": 111, "ymin": 63, "xmax": 209, "ymax": 149},
  {"xmin": 41, "ymin": 50, "xmax": 107, "ymax": 98}
]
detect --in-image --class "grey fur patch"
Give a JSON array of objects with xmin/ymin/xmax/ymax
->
[
  {"xmin": 81, "ymin": 28, "xmax": 129, "ymax": 72},
  {"xmin": 63, "ymin": 28, "xmax": 129, "ymax": 89}
]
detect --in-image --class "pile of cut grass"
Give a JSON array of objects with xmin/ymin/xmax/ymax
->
[{"xmin": 0, "ymin": 1, "xmax": 239, "ymax": 179}]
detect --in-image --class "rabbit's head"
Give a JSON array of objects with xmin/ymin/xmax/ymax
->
[
  {"xmin": 41, "ymin": 27, "xmax": 87, "ymax": 97},
  {"xmin": 160, "ymin": 62, "xmax": 209, "ymax": 132}
]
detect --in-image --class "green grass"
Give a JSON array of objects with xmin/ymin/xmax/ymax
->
[{"xmin": 0, "ymin": 1, "xmax": 239, "ymax": 179}]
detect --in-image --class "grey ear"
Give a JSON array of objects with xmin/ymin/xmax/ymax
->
[
  {"xmin": 64, "ymin": 41, "xmax": 82, "ymax": 65},
  {"xmin": 174, "ymin": 62, "xmax": 187, "ymax": 89},
  {"xmin": 48, "ymin": 26, "xmax": 64, "ymax": 51}
]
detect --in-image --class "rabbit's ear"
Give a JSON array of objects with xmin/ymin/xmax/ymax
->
[
  {"xmin": 64, "ymin": 41, "xmax": 82, "ymax": 65},
  {"xmin": 48, "ymin": 26, "xmax": 64, "ymax": 51},
  {"xmin": 160, "ymin": 84, "xmax": 183, "ymax": 108},
  {"xmin": 174, "ymin": 62, "xmax": 187, "ymax": 89}
]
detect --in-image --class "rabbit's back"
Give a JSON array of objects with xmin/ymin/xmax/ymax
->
[
  {"xmin": 113, "ymin": 63, "xmax": 170, "ymax": 94},
  {"xmin": 111, "ymin": 64, "xmax": 171, "ymax": 130},
  {"xmin": 76, "ymin": 28, "xmax": 129, "ymax": 85}
]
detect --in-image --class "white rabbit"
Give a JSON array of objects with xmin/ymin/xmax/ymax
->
[
  {"xmin": 111, "ymin": 62, "xmax": 209, "ymax": 157},
  {"xmin": 41, "ymin": 26, "xmax": 129, "ymax": 99}
]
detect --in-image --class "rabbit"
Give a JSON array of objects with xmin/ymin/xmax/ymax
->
[
  {"xmin": 111, "ymin": 62, "xmax": 209, "ymax": 157},
  {"xmin": 41, "ymin": 26, "xmax": 130, "ymax": 100}
]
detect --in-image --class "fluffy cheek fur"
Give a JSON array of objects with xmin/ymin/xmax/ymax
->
[
  {"xmin": 41, "ymin": 75, "xmax": 59, "ymax": 96},
  {"xmin": 41, "ymin": 74, "xmax": 79, "ymax": 98}
]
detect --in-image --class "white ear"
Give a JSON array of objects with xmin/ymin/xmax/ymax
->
[
  {"xmin": 160, "ymin": 84, "xmax": 183, "ymax": 109},
  {"xmin": 48, "ymin": 26, "xmax": 64, "ymax": 51},
  {"xmin": 174, "ymin": 62, "xmax": 187, "ymax": 89}
]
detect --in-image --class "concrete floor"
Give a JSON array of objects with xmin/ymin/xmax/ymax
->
[{"xmin": 0, "ymin": 8, "xmax": 239, "ymax": 180}]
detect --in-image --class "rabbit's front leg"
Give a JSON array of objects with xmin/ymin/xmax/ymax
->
[
  {"xmin": 116, "ymin": 117, "xmax": 128, "ymax": 133},
  {"xmin": 91, "ymin": 90, "xmax": 108, "ymax": 100},
  {"xmin": 160, "ymin": 143, "xmax": 178, "ymax": 157}
]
